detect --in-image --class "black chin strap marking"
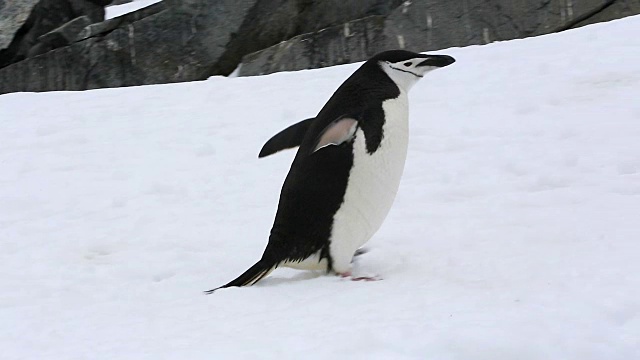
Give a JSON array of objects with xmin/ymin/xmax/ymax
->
[{"xmin": 389, "ymin": 65, "xmax": 423, "ymax": 78}]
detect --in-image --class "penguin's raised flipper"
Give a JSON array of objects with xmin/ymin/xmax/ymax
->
[
  {"xmin": 259, "ymin": 118, "xmax": 315, "ymax": 158},
  {"xmin": 313, "ymin": 117, "xmax": 358, "ymax": 153},
  {"xmin": 205, "ymin": 260, "xmax": 276, "ymax": 294}
]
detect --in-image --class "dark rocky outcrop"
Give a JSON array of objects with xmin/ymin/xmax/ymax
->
[
  {"xmin": 0, "ymin": 0, "xmax": 40, "ymax": 49},
  {"xmin": 569, "ymin": 0, "xmax": 640, "ymax": 29},
  {"xmin": 0, "ymin": 0, "xmax": 638, "ymax": 94},
  {"xmin": 31, "ymin": 15, "xmax": 93, "ymax": 57},
  {"xmin": 0, "ymin": 0, "xmax": 106, "ymax": 68},
  {"xmin": 0, "ymin": 0, "xmax": 406, "ymax": 93},
  {"xmin": 0, "ymin": 0, "xmax": 261, "ymax": 92},
  {"xmin": 212, "ymin": 0, "xmax": 404, "ymax": 76},
  {"xmin": 239, "ymin": 0, "xmax": 640, "ymax": 76},
  {"xmin": 239, "ymin": 16, "xmax": 389, "ymax": 76},
  {"xmin": 75, "ymin": 1, "xmax": 166, "ymax": 42}
]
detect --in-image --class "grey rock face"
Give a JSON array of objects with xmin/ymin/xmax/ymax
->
[
  {"xmin": 0, "ymin": 0, "xmax": 40, "ymax": 49},
  {"xmin": 210, "ymin": 0, "xmax": 405, "ymax": 76},
  {"xmin": 240, "ymin": 16, "xmax": 388, "ymax": 76},
  {"xmin": 76, "ymin": 1, "xmax": 166, "ymax": 42},
  {"xmin": 0, "ymin": 0, "xmax": 638, "ymax": 94},
  {"xmin": 0, "ymin": 0, "xmax": 260, "ymax": 93},
  {"xmin": 0, "ymin": 0, "xmax": 407, "ymax": 93},
  {"xmin": 0, "ymin": 0, "xmax": 105, "ymax": 68},
  {"xmin": 571, "ymin": 0, "xmax": 640, "ymax": 29},
  {"xmin": 383, "ymin": 0, "xmax": 640, "ymax": 50},
  {"xmin": 34, "ymin": 15, "xmax": 92, "ymax": 58},
  {"xmin": 239, "ymin": 0, "xmax": 640, "ymax": 76}
]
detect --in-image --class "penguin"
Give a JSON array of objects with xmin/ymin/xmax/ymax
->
[{"xmin": 206, "ymin": 50, "xmax": 455, "ymax": 293}]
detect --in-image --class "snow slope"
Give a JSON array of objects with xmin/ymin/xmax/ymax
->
[{"xmin": 1, "ymin": 16, "xmax": 640, "ymax": 360}]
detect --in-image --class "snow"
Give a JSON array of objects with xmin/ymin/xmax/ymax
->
[
  {"xmin": 105, "ymin": 0, "xmax": 162, "ymax": 19},
  {"xmin": 2, "ymin": 15, "xmax": 640, "ymax": 359}
]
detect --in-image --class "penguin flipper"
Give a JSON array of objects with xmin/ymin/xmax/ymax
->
[
  {"xmin": 259, "ymin": 117, "xmax": 315, "ymax": 158},
  {"xmin": 313, "ymin": 117, "xmax": 358, "ymax": 153},
  {"xmin": 204, "ymin": 260, "xmax": 276, "ymax": 294}
]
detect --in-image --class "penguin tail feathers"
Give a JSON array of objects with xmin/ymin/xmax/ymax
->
[{"xmin": 204, "ymin": 260, "xmax": 276, "ymax": 294}]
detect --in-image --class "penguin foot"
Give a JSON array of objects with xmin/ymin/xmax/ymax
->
[
  {"xmin": 351, "ymin": 276, "xmax": 382, "ymax": 282},
  {"xmin": 338, "ymin": 272, "xmax": 382, "ymax": 282}
]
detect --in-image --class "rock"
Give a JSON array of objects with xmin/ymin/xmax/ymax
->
[
  {"xmin": 239, "ymin": 0, "xmax": 640, "ymax": 76},
  {"xmin": 0, "ymin": 0, "xmax": 105, "ymax": 68},
  {"xmin": 36, "ymin": 15, "xmax": 92, "ymax": 49},
  {"xmin": 205, "ymin": 0, "xmax": 405, "ymax": 75},
  {"xmin": 567, "ymin": 0, "xmax": 640, "ymax": 30},
  {"xmin": 240, "ymin": 16, "xmax": 388, "ymax": 76},
  {"xmin": 0, "ymin": 0, "xmax": 41, "ymax": 50},
  {"xmin": 76, "ymin": 0, "xmax": 166, "ymax": 41},
  {"xmin": 0, "ymin": 0, "xmax": 261, "ymax": 93},
  {"xmin": 1, "ymin": 0, "xmax": 639, "ymax": 94},
  {"xmin": 0, "ymin": 0, "xmax": 405, "ymax": 93},
  {"xmin": 382, "ymin": 0, "xmax": 636, "ymax": 50}
]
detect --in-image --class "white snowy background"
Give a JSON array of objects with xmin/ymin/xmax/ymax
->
[{"xmin": 1, "ymin": 14, "xmax": 639, "ymax": 360}]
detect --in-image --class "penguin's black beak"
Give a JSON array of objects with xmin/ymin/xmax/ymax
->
[{"xmin": 417, "ymin": 55, "xmax": 456, "ymax": 68}]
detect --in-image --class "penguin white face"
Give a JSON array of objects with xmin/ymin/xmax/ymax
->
[{"xmin": 378, "ymin": 52, "xmax": 456, "ymax": 93}]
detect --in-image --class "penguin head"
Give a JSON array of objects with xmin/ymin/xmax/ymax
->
[{"xmin": 373, "ymin": 50, "xmax": 455, "ymax": 92}]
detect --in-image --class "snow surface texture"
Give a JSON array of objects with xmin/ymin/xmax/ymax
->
[
  {"xmin": 105, "ymin": 0, "xmax": 162, "ymax": 19},
  {"xmin": 1, "ymin": 15, "xmax": 640, "ymax": 360}
]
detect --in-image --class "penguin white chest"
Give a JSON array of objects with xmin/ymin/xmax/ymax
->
[{"xmin": 329, "ymin": 92, "xmax": 410, "ymax": 272}]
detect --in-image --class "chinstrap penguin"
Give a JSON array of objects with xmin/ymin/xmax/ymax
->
[{"xmin": 206, "ymin": 50, "xmax": 455, "ymax": 293}]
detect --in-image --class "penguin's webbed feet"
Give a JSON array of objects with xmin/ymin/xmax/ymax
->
[{"xmin": 337, "ymin": 271, "xmax": 382, "ymax": 282}]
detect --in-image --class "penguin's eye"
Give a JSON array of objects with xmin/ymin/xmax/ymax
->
[{"xmin": 404, "ymin": 62, "xmax": 413, "ymax": 67}]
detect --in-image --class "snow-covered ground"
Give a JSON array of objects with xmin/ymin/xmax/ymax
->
[
  {"xmin": 1, "ymin": 15, "xmax": 640, "ymax": 360},
  {"xmin": 105, "ymin": 0, "xmax": 162, "ymax": 19}
]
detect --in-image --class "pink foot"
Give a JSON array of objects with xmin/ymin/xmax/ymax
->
[{"xmin": 351, "ymin": 276, "xmax": 382, "ymax": 282}]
